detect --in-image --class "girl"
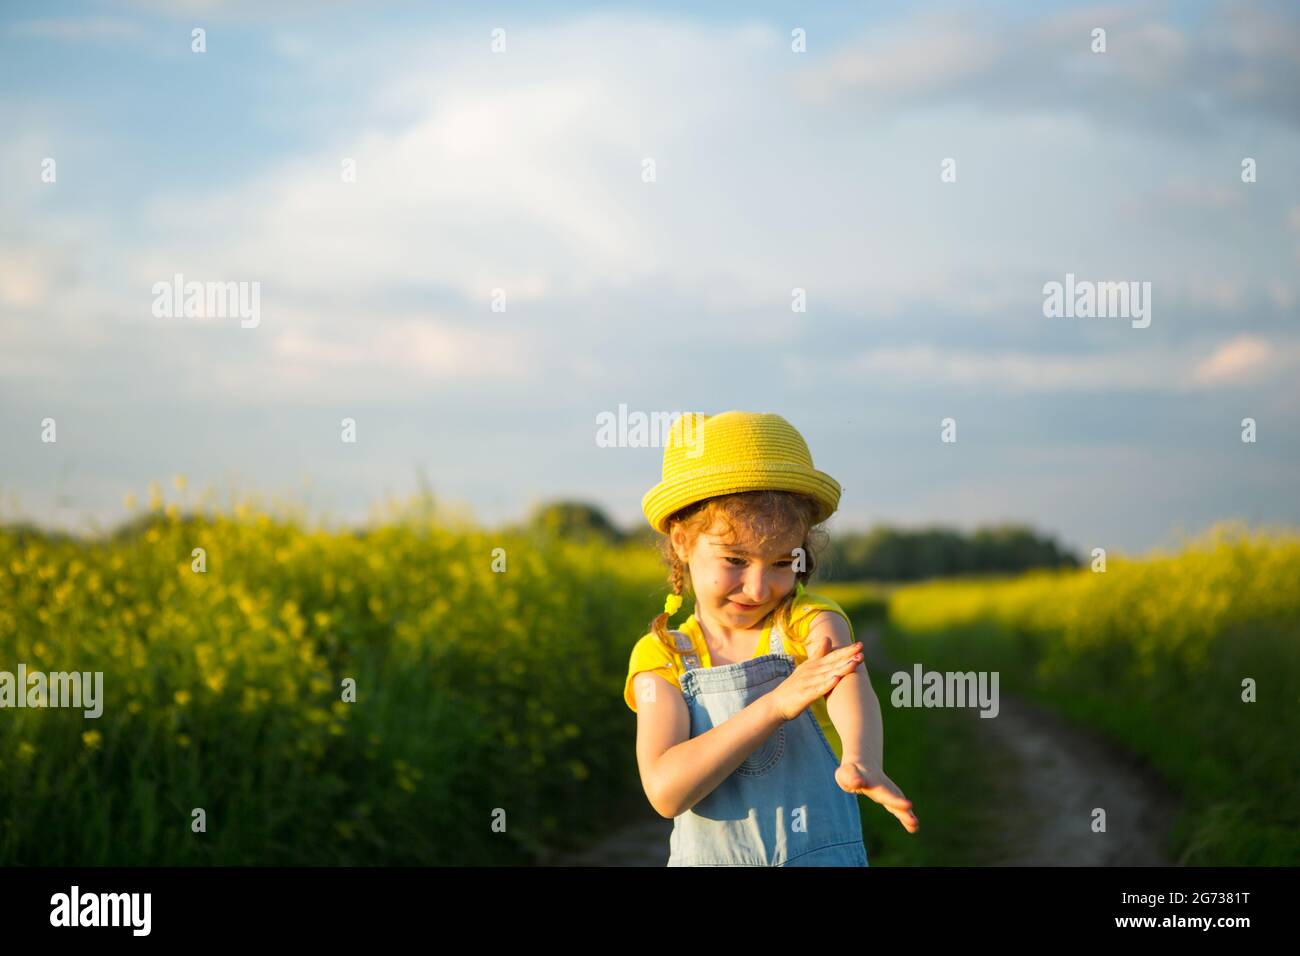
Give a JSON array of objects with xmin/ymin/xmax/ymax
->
[{"xmin": 624, "ymin": 410, "xmax": 919, "ymax": 866}]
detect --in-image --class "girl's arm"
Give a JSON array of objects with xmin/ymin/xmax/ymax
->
[
  {"xmin": 812, "ymin": 612, "xmax": 885, "ymax": 772},
  {"xmin": 814, "ymin": 613, "xmax": 919, "ymax": 832},
  {"xmin": 633, "ymin": 673, "xmax": 785, "ymax": 819}
]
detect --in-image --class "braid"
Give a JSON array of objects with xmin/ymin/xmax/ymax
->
[{"xmin": 650, "ymin": 549, "xmax": 688, "ymax": 652}]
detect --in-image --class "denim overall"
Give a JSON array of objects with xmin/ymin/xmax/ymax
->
[{"xmin": 665, "ymin": 619, "xmax": 869, "ymax": 866}]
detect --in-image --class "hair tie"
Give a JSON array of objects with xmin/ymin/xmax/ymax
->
[{"xmin": 663, "ymin": 592, "xmax": 683, "ymax": 616}]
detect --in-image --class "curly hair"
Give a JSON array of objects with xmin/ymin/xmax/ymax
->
[{"xmin": 647, "ymin": 490, "xmax": 830, "ymax": 655}]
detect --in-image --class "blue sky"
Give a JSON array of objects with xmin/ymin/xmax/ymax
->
[{"xmin": 2, "ymin": 0, "xmax": 1298, "ymax": 557}]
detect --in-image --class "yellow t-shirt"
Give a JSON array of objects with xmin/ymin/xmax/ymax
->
[{"xmin": 623, "ymin": 590, "xmax": 856, "ymax": 762}]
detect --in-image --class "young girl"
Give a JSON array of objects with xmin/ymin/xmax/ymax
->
[{"xmin": 625, "ymin": 410, "xmax": 919, "ymax": 866}]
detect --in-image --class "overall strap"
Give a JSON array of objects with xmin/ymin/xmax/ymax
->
[
  {"xmin": 768, "ymin": 615, "xmax": 785, "ymax": 655},
  {"xmin": 672, "ymin": 617, "xmax": 785, "ymax": 674},
  {"xmin": 668, "ymin": 630, "xmax": 702, "ymax": 672}
]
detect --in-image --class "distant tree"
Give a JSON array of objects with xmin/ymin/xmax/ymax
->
[
  {"xmin": 526, "ymin": 501, "xmax": 624, "ymax": 544},
  {"xmin": 821, "ymin": 522, "xmax": 1080, "ymax": 581},
  {"xmin": 0, "ymin": 520, "xmax": 79, "ymax": 547},
  {"xmin": 619, "ymin": 524, "xmax": 662, "ymax": 550}
]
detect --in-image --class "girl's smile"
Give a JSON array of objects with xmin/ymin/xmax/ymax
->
[{"xmin": 671, "ymin": 518, "xmax": 805, "ymax": 643}]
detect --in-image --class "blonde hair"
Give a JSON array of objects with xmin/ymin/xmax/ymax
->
[{"xmin": 648, "ymin": 490, "xmax": 830, "ymax": 654}]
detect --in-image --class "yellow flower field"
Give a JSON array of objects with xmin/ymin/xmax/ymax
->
[
  {"xmin": 0, "ymin": 493, "xmax": 663, "ymax": 864},
  {"xmin": 884, "ymin": 520, "xmax": 1300, "ymax": 864}
]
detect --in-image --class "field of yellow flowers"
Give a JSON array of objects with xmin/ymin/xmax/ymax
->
[
  {"xmin": 0, "ymin": 487, "xmax": 664, "ymax": 865},
  {"xmin": 885, "ymin": 520, "xmax": 1300, "ymax": 865},
  {"xmin": 5, "ymin": 486, "xmax": 1293, "ymax": 867}
]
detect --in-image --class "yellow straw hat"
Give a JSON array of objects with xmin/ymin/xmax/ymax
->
[{"xmin": 641, "ymin": 410, "xmax": 842, "ymax": 535}]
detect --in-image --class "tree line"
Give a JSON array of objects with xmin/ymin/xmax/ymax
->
[{"xmin": 522, "ymin": 501, "xmax": 1081, "ymax": 580}]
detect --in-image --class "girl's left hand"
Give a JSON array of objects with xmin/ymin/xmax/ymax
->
[{"xmin": 836, "ymin": 760, "xmax": 920, "ymax": 833}]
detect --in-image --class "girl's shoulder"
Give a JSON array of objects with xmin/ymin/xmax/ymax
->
[
  {"xmin": 629, "ymin": 631, "xmax": 668, "ymax": 662},
  {"xmin": 786, "ymin": 590, "xmax": 855, "ymax": 643},
  {"xmin": 625, "ymin": 630, "xmax": 689, "ymax": 713},
  {"xmin": 628, "ymin": 628, "xmax": 692, "ymax": 667}
]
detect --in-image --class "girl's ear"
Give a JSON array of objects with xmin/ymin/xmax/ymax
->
[{"xmin": 668, "ymin": 526, "xmax": 689, "ymax": 564}]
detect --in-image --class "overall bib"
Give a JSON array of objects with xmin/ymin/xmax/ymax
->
[{"xmin": 666, "ymin": 619, "xmax": 870, "ymax": 866}]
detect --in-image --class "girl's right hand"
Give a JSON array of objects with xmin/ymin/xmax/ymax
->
[{"xmin": 771, "ymin": 640, "xmax": 864, "ymax": 722}]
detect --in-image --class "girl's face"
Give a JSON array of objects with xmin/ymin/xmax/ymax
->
[{"xmin": 673, "ymin": 519, "xmax": 804, "ymax": 627}]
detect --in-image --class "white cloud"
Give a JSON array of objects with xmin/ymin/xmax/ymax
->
[
  {"xmin": 1268, "ymin": 281, "xmax": 1295, "ymax": 310},
  {"xmin": 790, "ymin": 0, "xmax": 1300, "ymax": 133},
  {"xmin": 1151, "ymin": 176, "xmax": 1242, "ymax": 211},
  {"xmin": 274, "ymin": 316, "xmax": 530, "ymax": 379},
  {"xmin": 7, "ymin": 17, "xmax": 145, "ymax": 40},
  {"xmin": 114, "ymin": 0, "xmax": 305, "ymax": 19},
  {"xmin": 1175, "ymin": 274, "xmax": 1246, "ymax": 312},
  {"xmin": 795, "ymin": 335, "xmax": 1300, "ymax": 393},
  {"xmin": 7, "ymin": 5, "xmax": 1300, "ymax": 411},
  {"xmin": 1190, "ymin": 334, "xmax": 1283, "ymax": 384},
  {"xmin": 792, "ymin": 11, "xmax": 1005, "ymax": 104},
  {"xmin": 0, "ymin": 247, "xmax": 53, "ymax": 308}
]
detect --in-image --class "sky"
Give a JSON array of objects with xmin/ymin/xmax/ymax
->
[{"xmin": 1, "ymin": 0, "xmax": 1298, "ymax": 558}]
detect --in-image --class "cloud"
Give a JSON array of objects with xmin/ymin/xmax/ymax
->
[
  {"xmin": 112, "ymin": 0, "xmax": 312, "ymax": 19},
  {"xmin": 7, "ymin": 17, "xmax": 145, "ymax": 40},
  {"xmin": 1175, "ymin": 274, "xmax": 1247, "ymax": 313},
  {"xmin": 1269, "ymin": 281, "xmax": 1296, "ymax": 310},
  {"xmin": 0, "ymin": 246, "xmax": 55, "ymax": 308},
  {"xmin": 1147, "ymin": 176, "xmax": 1241, "ymax": 211},
  {"xmin": 273, "ymin": 316, "xmax": 531, "ymax": 380},
  {"xmin": 793, "ymin": 11, "xmax": 1005, "ymax": 103},
  {"xmin": 794, "ymin": 335, "xmax": 1300, "ymax": 393},
  {"xmin": 6, "ymin": 4, "xmax": 1299, "ymax": 413},
  {"xmin": 792, "ymin": 0, "xmax": 1300, "ymax": 134},
  {"xmin": 1190, "ymin": 334, "xmax": 1284, "ymax": 384}
]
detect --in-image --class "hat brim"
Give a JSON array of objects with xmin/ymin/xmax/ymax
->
[{"xmin": 642, "ymin": 463, "xmax": 841, "ymax": 535}]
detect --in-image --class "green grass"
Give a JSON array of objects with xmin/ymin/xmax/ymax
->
[
  {"xmin": 801, "ymin": 584, "xmax": 1012, "ymax": 865},
  {"xmin": 883, "ymin": 525, "xmax": 1300, "ymax": 865}
]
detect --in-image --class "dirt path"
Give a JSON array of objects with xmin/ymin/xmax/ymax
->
[
  {"xmin": 538, "ymin": 784, "xmax": 672, "ymax": 866},
  {"xmin": 860, "ymin": 622, "xmax": 1181, "ymax": 866},
  {"xmin": 543, "ymin": 622, "xmax": 1180, "ymax": 866}
]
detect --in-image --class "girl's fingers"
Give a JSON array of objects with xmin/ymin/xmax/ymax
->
[
  {"xmin": 836, "ymin": 654, "xmax": 864, "ymax": 675},
  {"xmin": 867, "ymin": 788, "xmax": 911, "ymax": 809},
  {"xmin": 827, "ymin": 658, "xmax": 858, "ymax": 682},
  {"xmin": 822, "ymin": 649, "xmax": 862, "ymax": 671},
  {"xmin": 808, "ymin": 644, "xmax": 862, "ymax": 677},
  {"xmin": 862, "ymin": 782, "xmax": 912, "ymax": 810},
  {"xmin": 812, "ymin": 655, "xmax": 861, "ymax": 696},
  {"xmin": 878, "ymin": 778, "xmax": 911, "ymax": 806}
]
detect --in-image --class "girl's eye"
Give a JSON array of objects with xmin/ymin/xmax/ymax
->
[{"xmin": 726, "ymin": 558, "xmax": 794, "ymax": 567}]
